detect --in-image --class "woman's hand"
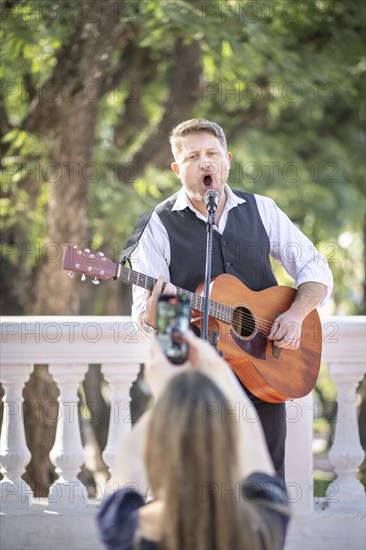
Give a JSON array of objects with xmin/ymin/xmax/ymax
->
[
  {"xmin": 145, "ymin": 330, "xmax": 248, "ymax": 406},
  {"xmin": 144, "ymin": 334, "xmax": 187, "ymax": 398},
  {"xmin": 185, "ymin": 331, "xmax": 238, "ymax": 385},
  {"xmin": 141, "ymin": 276, "xmax": 176, "ymax": 330}
]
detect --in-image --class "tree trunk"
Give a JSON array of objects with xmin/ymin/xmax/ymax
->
[
  {"xmin": 22, "ymin": 0, "xmax": 126, "ymax": 314},
  {"xmin": 27, "ymin": 97, "xmax": 98, "ymax": 314},
  {"xmin": 12, "ymin": 1, "xmax": 128, "ymax": 498}
]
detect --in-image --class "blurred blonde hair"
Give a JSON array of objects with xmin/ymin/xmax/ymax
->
[
  {"xmin": 144, "ymin": 370, "xmax": 273, "ymax": 550},
  {"xmin": 169, "ymin": 118, "xmax": 228, "ymax": 160}
]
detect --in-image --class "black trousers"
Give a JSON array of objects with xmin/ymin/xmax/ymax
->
[
  {"xmin": 250, "ymin": 394, "xmax": 287, "ymax": 480},
  {"xmin": 237, "ymin": 377, "xmax": 287, "ymax": 481}
]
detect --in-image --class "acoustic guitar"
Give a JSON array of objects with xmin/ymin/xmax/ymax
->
[{"xmin": 63, "ymin": 245, "xmax": 322, "ymax": 403}]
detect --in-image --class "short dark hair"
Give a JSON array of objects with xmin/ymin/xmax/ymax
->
[{"xmin": 169, "ymin": 118, "xmax": 228, "ymax": 159}]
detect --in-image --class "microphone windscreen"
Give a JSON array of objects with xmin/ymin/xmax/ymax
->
[{"xmin": 203, "ymin": 190, "xmax": 219, "ymax": 208}]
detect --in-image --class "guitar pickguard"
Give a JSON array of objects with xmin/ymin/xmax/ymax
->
[{"xmin": 230, "ymin": 329, "xmax": 267, "ymax": 360}]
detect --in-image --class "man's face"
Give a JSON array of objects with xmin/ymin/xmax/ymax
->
[{"xmin": 171, "ymin": 132, "xmax": 232, "ymax": 204}]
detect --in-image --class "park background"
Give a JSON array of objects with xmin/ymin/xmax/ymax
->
[{"xmin": 1, "ymin": 0, "xmax": 365, "ymax": 499}]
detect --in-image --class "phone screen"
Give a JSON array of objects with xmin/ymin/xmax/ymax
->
[{"xmin": 156, "ymin": 295, "xmax": 190, "ymax": 365}]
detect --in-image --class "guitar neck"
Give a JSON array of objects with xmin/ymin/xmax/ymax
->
[
  {"xmin": 118, "ymin": 264, "xmax": 228, "ymax": 320},
  {"xmin": 62, "ymin": 244, "xmax": 231, "ymax": 323}
]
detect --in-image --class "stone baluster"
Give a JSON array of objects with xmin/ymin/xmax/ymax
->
[
  {"xmin": 285, "ymin": 393, "xmax": 314, "ymax": 513},
  {"xmin": 101, "ymin": 362, "xmax": 141, "ymax": 490},
  {"xmin": 326, "ymin": 362, "xmax": 365, "ymax": 508},
  {"xmin": 0, "ymin": 364, "xmax": 33, "ymax": 508},
  {"xmin": 48, "ymin": 363, "xmax": 89, "ymax": 508}
]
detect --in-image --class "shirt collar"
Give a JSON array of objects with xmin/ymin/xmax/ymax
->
[{"xmin": 172, "ymin": 184, "xmax": 246, "ymax": 214}]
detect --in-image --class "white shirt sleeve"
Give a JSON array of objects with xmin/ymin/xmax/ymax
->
[
  {"xmin": 254, "ymin": 194, "xmax": 333, "ymax": 306},
  {"xmin": 130, "ymin": 212, "xmax": 171, "ymax": 323}
]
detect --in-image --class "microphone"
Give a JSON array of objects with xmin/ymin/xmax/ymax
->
[{"xmin": 203, "ymin": 190, "xmax": 219, "ymax": 214}]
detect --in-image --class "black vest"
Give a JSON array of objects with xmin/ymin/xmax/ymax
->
[{"xmin": 155, "ymin": 190, "xmax": 278, "ymax": 293}]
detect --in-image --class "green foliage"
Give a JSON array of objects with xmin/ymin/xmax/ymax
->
[
  {"xmin": 1, "ymin": 1, "xmax": 73, "ymax": 122},
  {"xmin": 312, "ymin": 473, "xmax": 336, "ymax": 500},
  {"xmin": 1, "ymin": 0, "xmax": 365, "ymax": 313}
]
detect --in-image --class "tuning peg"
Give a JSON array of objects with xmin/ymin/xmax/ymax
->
[
  {"xmin": 84, "ymin": 248, "xmax": 91, "ymax": 253},
  {"xmin": 92, "ymin": 277, "xmax": 100, "ymax": 285},
  {"xmin": 97, "ymin": 251, "xmax": 104, "ymax": 257},
  {"xmin": 68, "ymin": 271, "xmax": 74, "ymax": 278},
  {"xmin": 81, "ymin": 274, "xmax": 86, "ymax": 281}
]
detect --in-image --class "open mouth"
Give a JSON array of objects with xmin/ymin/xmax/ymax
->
[{"xmin": 203, "ymin": 175, "xmax": 212, "ymax": 186}]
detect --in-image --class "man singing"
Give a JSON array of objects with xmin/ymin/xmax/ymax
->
[{"xmin": 130, "ymin": 118, "xmax": 333, "ymax": 478}]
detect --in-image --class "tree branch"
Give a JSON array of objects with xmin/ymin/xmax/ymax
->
[
  {"xmin": 115, "ymin": 38, "xmax": 202, "ymax": 182},
  {"xmin": 111, "ymin": 44, "xmax": 157, "ymax": 148},
  {"xmin": 22, "ymin": 0, "xmax": 126, "ymax": 135},
  {"xmin": 0, "ymin": 98, "xmax": 11, "ymax": 137}
]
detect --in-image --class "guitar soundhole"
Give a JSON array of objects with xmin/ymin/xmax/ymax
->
[{"xmin": 232, "ymin": 306, "xmax": 256, "ymax": 339}]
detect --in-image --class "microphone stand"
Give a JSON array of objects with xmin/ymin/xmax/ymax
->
[{"xmin": 202, "ymin": 203, "xmax": 216, "ymax": 344}]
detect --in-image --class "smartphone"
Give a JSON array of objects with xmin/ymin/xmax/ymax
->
[{"xmin": 156, "ymin": 295, "xmax": 190, "ymax": 365}]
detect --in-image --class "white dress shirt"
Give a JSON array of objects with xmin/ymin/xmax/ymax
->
[{"xmin": 131, "ymin": 185, "xmax": 333, "ymax": 322}]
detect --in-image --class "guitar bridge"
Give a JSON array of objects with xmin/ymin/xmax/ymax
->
[
  {"xmin": 272, "ymin": 312, "xmax": 283, "ymax": 359},
  {"xmin": 272, "ymin": 344, "xmax": 283, "ymax": 359}
]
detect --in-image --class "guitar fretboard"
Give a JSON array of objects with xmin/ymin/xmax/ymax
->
[{"xmin": 120, "ymin": 265, "xmax": 233, "ymax": 324}]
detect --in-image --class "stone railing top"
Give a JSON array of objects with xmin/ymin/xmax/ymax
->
[
  {"xmin": 0, "ymin": 315, "xmax": 150, "ymax": 364},
  {"xmin": 1, "ymin": 314, "xmax": 365, "ymax": 365},
  {"xmin": 319, "ymin": 315, "xmax": 365, "ymax": 364}
]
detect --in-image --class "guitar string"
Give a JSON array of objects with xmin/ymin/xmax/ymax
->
[
  {"xmin": 76, "ymin": 253, "xmax": 277, "ymax": 333},
  {"xmin": 231, "ymin": 311, "xmax": 273, "ymax": 331},
  {"xmin": 74, "ymin": 253, "xmax": 281, "ymax": 332},
  {"xmin": 174, "ymin": 281, "xmax": 276, "ymax": 333},
  {"xmin": 120, "ymin": 269, "xmax": 276, "ymax": 329},
  {"xmin": 228, "ymin": 312, "xmax": 273, "ymax": 334},
  {"xmin": 85, "ymin": 265, "xmax": 275, "ymax": 335},
  {"xmin": 208, "ymin": 303, "xmax": 274, "ymax": 332},
  {"xmin": 121, "ymin": 271, "xmax": 276, "ymax": 335},
  {"xmin": 74, "ymin": 253, "xmax": 290, "ymax": 337}
]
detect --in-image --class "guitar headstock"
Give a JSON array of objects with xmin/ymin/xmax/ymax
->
[{"xmin": 63, "ymin": 245, "xmax": 118, "ymax": 284}]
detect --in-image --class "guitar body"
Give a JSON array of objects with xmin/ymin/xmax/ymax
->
[
  {"xmin": 193, "ymin": 274, "xmax": 322, "ymax": 403},
  {"xmin": 63, "ymin": 246, "xmax": 322, "ymax": 404}
]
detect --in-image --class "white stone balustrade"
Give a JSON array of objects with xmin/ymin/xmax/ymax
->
[
  {"xmin": 0, "ymin": 364, "xmax": 33, "ymax": 508},
  {"xmin": 324, "ymin": 316, "xmax": 366, "ymax": 510},
  {"xmin": 102, "ymin": 362, "xmax": 142, "ymax": 485},
  {"xmin": 48, "ymin": 362, "xmax": 90, "ymax": 508},
  {"xmin": 0, "ymin": 315, "xmax": 365, "ymax": 550},
  {"xmin": 0, "ymin": 317, "xmax": 144, "ymax": 513}
]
